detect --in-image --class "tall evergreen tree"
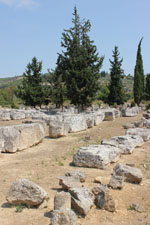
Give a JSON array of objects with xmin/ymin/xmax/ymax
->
[
  {"xmin": 108, "ymin": 46, "xmax": 124, "ymax": 105},
  {"xmin": 51, "ymin": 56, "xmax": 67, "ymax": 109},
  {"xmin": 16, "ymin": 57, "xmax": 45, "ymax": 107},
  {"xmin": 145, "ymin": 74, "xmax": 150, "ymax": 100},
  {"xmin": 133, "ymin": 38, "xmax": 144, "ymax": 105},
  {"xmin": 57, "ymin": 7, "xmax": 104, "ymax": 109}
]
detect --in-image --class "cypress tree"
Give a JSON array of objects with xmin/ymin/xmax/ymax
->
[
  {"xmin": 133, "ymin": 38, "xmax": 144, "ymax": 105},
  {"xmin": 57, "ymin": 7, "xmax": 104, "ymax": 109},
  {"xmin": 16, "ymin": 57, "xmax": 45, "ymax": 107},
  {"xmin": 108, "ymin": 46, "xmax": 124, "ymax": 105},
  {"xmin": 145, "ymin": 74, "xmax": 150, "ymax": 100}
]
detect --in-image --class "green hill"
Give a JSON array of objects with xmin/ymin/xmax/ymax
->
[
  {"xmin": 100, "ymin": 74, "xmax": 134, "ymax": 93},
  {"xmin": 0, "ymin": 76, "xmax": 23, "ymax": 89}
]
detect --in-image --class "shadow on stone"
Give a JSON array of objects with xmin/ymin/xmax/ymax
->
[
  {"xmin": 1, "ymin": 202, "xmax": 12, "ymax": 208},
  {"xmin": 69, "ymin": 162, "xmax": 76, "ymax": 167},
  {"xmin": 51, "ymin": 187, "xmax": 63, "ymax": 192},
  {"xmin": 44, "ymin": 210, "xmax": 53, "ymax": 219}
]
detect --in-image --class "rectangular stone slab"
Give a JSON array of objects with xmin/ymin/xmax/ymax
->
[
  {"xmin": 73, "ymin": 144, "xmax": 121, "ymax": 169},
  {"xmin": 101, "ymin": 135, "xmax": 144, "ymax": 154}
]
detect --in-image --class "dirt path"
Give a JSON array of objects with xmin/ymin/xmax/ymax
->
[{"xmin": 0, "ymin": 113, "xmax": 150, "ymax": 225}]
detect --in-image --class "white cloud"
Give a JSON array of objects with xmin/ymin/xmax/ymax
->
[{"xmin": 0, "ymin": 0, "xmax": 39, "ymax": 8}]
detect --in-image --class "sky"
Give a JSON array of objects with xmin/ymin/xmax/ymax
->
[{"xmin": 0, "ymin": 0, "xmax": 150, "ymax": 78}]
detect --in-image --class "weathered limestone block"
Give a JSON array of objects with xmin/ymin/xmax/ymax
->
[
  {"xmin": 103, "ymin": 110, "xmax": 115, "ymax": 121},
  {"xmin": 142, "ymin": 118, "xmax": 150, "ymax": 128},
  {"xmin": 143, "ymin": 113, "xmax": 150, "ymax": 119},
  {"xmin": 54, "ymin": 191, "xmax": 71, "ymax": 210},
  {"xmin": 59, "ymin": 176, "xmax": 83, "ymax": 191},
  {"xmin": 24, "ymin": 110, "xmax": 34, "ymax": 119},
  {"xmin": 134, "ymin": 120, "xmax": 143, "ymax": 128},
  {"xmin": 108, "ymin": 175, "xmax": 124, "ymax": 189},
  {"xmin": 63, "ymin": 114, "xmax": 87, "ymax": 132},
  {"xmin": 10, "ymin": 111, "xmax": 25, "ymax": 120},
  {"xmin": 101, "ymin": 135, "xmax": 144, "ymax": 154},
  {"xmin": 49, "ymin": 120, "xmax": 70, "ymax": 138},
  {"xmin": 65, "ymin": 170, "xmax": 87, "ymax": 183},
  {"xmin": 0, "ymin": 126, "xmax": 20, "ymax": 153},
  {"xmin": 23, "ymin": 120, "xmax": 48, "ymax": 135},
  {"xmin": 113, "ymin": 163, "xmax": 143, "ymax": 184},
  {"xmin": 121, "ymin": 106, "xmax": 139, "ymax": 117},
  {"xmin": 85, "ymin": 114, "xmax": 95, "ymax": 128},
  {"xmin": 113, "ymin": 109, "xmax": 121, "ymax": 118},
  {"xmin": 129, "ymin": 202, "xmax": 144, "ymax": 213},
  {"xmin": 94, "ymin": 112, "xmax": 105, "ymax": 125},
  {"xmin": 126, "ymin": 128, "xmax": 150, "ymax": 141},
  {"xmin": 73, "ymin": 145, "xmax": 121, "ymax": 169},
  {"xmin": 95, "ymin": 192, "xmax": 115, "ymax": 212},
  {"xmin": 32, "ymin": 112, "xmax": 63, "ymax": 125},
  {"xmin": 69, "ymin": 187, "xmax": 94, "ymax": 216},
  {"xmin": 123, "ymin": 123, "xmax": 135, "ymax": 129},
  {"xmin": 92, "ymin": 184, "xmax": 109, "ymax": 196},
  {"xmin": 0, "ymin": 135, "xmax": 3, "ymax": 153},
  {"xmin": 0, "ymin": 111, "xmax": 11, "ymax": 121},
  {"xmin": 50, "ymin": 208, "xmax": 77, "ymax": 225},
  {"xmin": 6, "ymin": 178, "xmax": 48, "ymax": 206},
  {"xmin": 0, "ymin": 123, "xmax": 45, "ymax": 153}
]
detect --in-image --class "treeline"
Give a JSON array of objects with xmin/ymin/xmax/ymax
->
[{"xmin": 1, "ymin": 7, "xmax": 150, "ymax": 109}]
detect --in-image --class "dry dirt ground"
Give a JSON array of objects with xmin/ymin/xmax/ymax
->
[{"xmin": 0, "ymin": 113, "xmax": 150, "ymax": 225}]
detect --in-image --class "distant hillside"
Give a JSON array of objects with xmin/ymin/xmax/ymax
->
[
  {"xmin": 100, "ymin": 74, "xmax": 134, "ymax": 93},
  {"xmin": 0, "ymin": 76, "xmax": 23, "ymax": 89},
  {"xmin": 0, "ymin": 74, "xmax": 134, "ymax": 93}
]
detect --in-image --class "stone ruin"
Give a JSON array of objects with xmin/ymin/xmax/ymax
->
[
  {"xmin": 0, "ymin": 105, "xmax": 144, "ymax": 154},
  {"xmin": 3, "ymin": 106, "xmax": 149, "ymax": 224}
]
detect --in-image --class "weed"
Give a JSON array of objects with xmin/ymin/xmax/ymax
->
[
  {"xmin": 128, "ymin": 204, "xmax": 136, "ymax": 211},
  {"xmin": 58, "ymin": 161, "xmax": 64, "ymax": 166},
  {"xmin": 15, "ymin": 204, "xmax": 27, "ymax": 213},
  {"xmin": 62, "ymin": 155, "xmax": 67, "ymax": 160},
  {"xmin": 140, "ymin": 223, "xmax": 150, "ymax": 225},
  {"xmin": 46, "ymin": 196, "xmax": 50, "ymax": 202},
  {"xmin": 55, "ymin": 157, "xmax": 59, "ymax": 162}
]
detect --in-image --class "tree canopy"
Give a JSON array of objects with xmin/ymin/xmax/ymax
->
[
  {"xmin": 16, "ymin": 57, "xmax": 45, "ymax": 107},
  {"xmin": 55, "ymin": 6, "xmax": 104, "ymax": 109},
  {"xmin": 145, "ymin": 74, "xmax": 150, "ymax": 101},
  {"xmin": 133, "ymin": 38, "xmax": 144, "ymax": 105},
  {"xmin": 107, "ymin": 46, "xmax": 124, "ymax": 105}
]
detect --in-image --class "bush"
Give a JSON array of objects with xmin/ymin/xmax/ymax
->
[
  {"xmin": 146, "ymin": 102, "xmax": 150, "ymax": 110},
  {"xmin": 96, "ymin": 85, "xmax": 109, "ymax": 102},
  {"xmin": 131, "ymin": 101, "xmax": 136, "ymax": 107},
  {"xmin": 112, "ymin": 102, "xmax": 118, "ymax": 108},
  {"xmin": 123, "ymin": 92, "xmax": 133, "ymax": 102}
]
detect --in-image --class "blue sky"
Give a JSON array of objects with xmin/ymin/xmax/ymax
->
[{"xmin": 0, "ymin": 0, "xmax": 149, "ymax": 77}]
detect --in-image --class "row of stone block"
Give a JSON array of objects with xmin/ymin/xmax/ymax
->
[
  {"xmin": 0, "ymin": 105, "xmax": 143, "ymax": 122},
  {"xmin": 73, "ymin": 127, "xmax": 150, "ymax": 169}
]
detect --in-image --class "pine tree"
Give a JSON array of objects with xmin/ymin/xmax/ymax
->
[
  {"xmin": 133, "ymin": 38, "xmax": 144, "ymax": 105},
  {"xmin": 16, "ymin": 57, "xmax": 45, "ymax": 107},
  {"xmin": 145, "ymin": 74, "xmax": 150, "ymax": 100},
  {"xmin": 57, "ymin": 7, "xmax": 104, "ymax": 109},
  {"xmin": 108, "ymin": 46, "xmax": 124, "ymax": 105},
  {"xmin": 51, "ymin": 56, "xmax": 67, "ymax": 109}
]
